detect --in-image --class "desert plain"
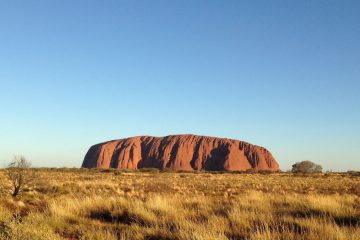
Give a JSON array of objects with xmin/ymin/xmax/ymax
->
[{"xmin": 0, "ymin": 168, "xmax": 359, "ymax": 240}]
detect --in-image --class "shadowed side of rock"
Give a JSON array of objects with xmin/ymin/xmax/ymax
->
[{"xmin": 82, "ymin": 135, "xmax": 279, "ymax": 171}]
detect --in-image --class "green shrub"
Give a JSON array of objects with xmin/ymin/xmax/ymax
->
[{"xmin": 292, "ymin": 161, "xmax": 322, "ymax": 173}]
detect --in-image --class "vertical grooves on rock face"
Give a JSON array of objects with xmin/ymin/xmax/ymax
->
[
  {"xmin": 242, "ymin": 144, "xmax": 257, "ymax": 168},
  {"xmin": 139, "ymin": 136, "xmax": 156, "ymax": 168},
  {"xmin": 203, "ymin": 143, "xmax": 230, "ymax": 171},
  {"xmin": 111, "ymin": 141, "xmax": 126, "ymax": 168},
  {"xmin": 167, "ymin": 139, "xmax": 179, "ymax": 169},
  {"xmin": 190, "ymin": 138, "xmax": 203, "ymax": 170},
  {"xmin": 110, "ymin": 141, "xmax": 123, "ymax": 168},
  {"xmin": 239, "ymin": 142, "xmax": 244, "ymax": 151},
  {"xmin": 83, "ymin": 135, "xmax": 279, "ymax": 171},
  {"xmin": 138, "ymin": 138, "xmax": 148, "ymax": 168},
  {"xmin": 129, "ymin": 144, "xmax": 135, "ymax": 168},
  {"xmin": 157, "ymin": 136, "xmax": 170, "ymax": 167}
]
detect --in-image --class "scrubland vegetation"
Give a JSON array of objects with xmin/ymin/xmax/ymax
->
[{"xmin": 0, "ymin": 168, "xmax": 359, "ymax": 240}]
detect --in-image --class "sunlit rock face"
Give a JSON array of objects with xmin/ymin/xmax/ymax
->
[{"xmin": 82, "ymin": 135, "xmax": 279, "ymax": 171}]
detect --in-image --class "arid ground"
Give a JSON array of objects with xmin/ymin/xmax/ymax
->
[{"xmin": 0, "ymin": 169, "xmax": 359, "ymax": 240}]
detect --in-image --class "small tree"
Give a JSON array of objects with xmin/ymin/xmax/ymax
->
[
  {"xmin": 291, "ymin": 160, "xmax": 322, "ymax": 173},
  {"xmin": 6, "ymin": 156, "xmax": 31, "ymax": 197}
]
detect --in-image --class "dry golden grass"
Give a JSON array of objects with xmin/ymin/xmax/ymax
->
[{"xmin": 0, "ymin": 169, "xmax": 359, "ymax": 240}]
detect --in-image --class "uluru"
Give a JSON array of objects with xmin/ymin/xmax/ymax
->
[{"xmin": 82, "ymin": 135, "xmax": 279, "ymax": 171}]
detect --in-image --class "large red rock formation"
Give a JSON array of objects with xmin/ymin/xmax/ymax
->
[{"xmin": 82, "ymin": 135, "xmax": 279, "ymax": 171}]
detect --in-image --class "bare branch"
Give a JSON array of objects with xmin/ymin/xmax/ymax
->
[{"xmin": 6, "ymin": 155, "xmax": 32, "ymax": 197}]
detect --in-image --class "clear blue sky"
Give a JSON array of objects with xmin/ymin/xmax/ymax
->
[{"xmin": 0, "ymin": 1, "xmax": 359, "ymax": 171}]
